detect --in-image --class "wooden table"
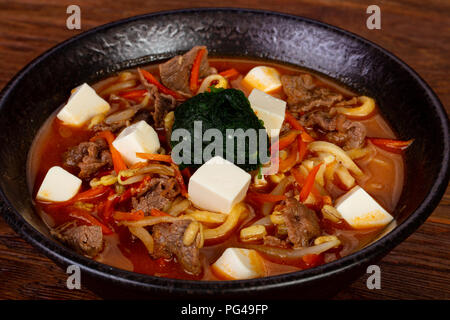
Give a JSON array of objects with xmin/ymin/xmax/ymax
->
[{"xmin": 0, "ymin": 0, "xmax": 448, "ymax": 300}]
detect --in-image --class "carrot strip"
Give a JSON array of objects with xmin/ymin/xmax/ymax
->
[
  {"xmin": 171, "ymin": 163, "xmax": 188, "ymax": 197},
  {"xmin": 119, "ymin": 89, "xmax": 147, "ymax": 101},
  {"xmin": 69, "ymin": 209, "xmax": 113, "ymax": 235},
  {"xmin": 102, "ymin": 195, "xmax": 118, "ymax": 220},
  {"xmin": 299, "ymin": 163, "xmax": 322, "ymax": 202},
  {"xmin": 297, "ymin": 136, "xmax": 308, "ymax": 163},
  {"xmin": 247, "ymin": 192, "xmax": 287, "ymax": 203},
  {"xmin": 278, "ymin": 141, "xmax": 298, "ymax": 172},
  {"xmin": 219, "ymin": 68, "xmax": 240, "ymax": 80},
  {"xmin": 43, "ymin": 186, "xmax": 111, "ymax": 208},
  {"xmin": 150, "ymin": 209, "xmax": 172, "ymax": 217},
  {"xmin": 291, "ymin": 168, "xmax": 305, "ymax": 187},
  {"xmin": 270, "ymin": 130, "xmax": 299, "ymax": 154},
  {"xmin": 138, "ymin": 68, "xmax": 183, "ymax": 100},
  {"xmin": 113, "ymin": 210, "xmax": 145, "ymax": 221},
  {"xmin": 368, "ymin": 138, "xmax": 413, "ymax": 153},
  {"xmin": 189, "ymin": 48, "xmax": 206, "ymax": 93},
  {"xmin": 136, "ymin": 152, "xmax": 173, "ymax": 163},
  {"xmin": 91, "ymin": 131, "xmax": 127, "ymax": 173},
  {"xmin": 285, "ymin": 111, "xmax": 314, "ymax": 142}
]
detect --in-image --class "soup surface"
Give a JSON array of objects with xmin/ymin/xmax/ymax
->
[{"xmin": 28, "ymin": 46, "xmax": 409, "ymax": 280}]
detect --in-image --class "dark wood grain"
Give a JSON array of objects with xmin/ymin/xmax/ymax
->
[{"xmin": 0, "ymin": 0, "xmax": 448, "ymax": 300}]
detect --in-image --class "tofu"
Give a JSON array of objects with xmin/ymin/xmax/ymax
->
[
  {"xmin": 212, "ymin": 248, "xmax": 265, "ymax": 280},
  {"xmin": 36, "ymin": 166, "xmax": 82, "ymax": 202},
  {"xmin": 188, "ymin": 156, "xmax": 251, "ymax": 214},
  {"xmin": 57, "ymin": 83, "xmax": 110, "ymax": 126},
  {"xmin": 248, "ymin": 89, "xmax": 286, "ymax": 138},
  {"xmin": 242, "ymin": 66, "xmax": 282, "ymax": 93},
  {"xmin": 335, "ymin": 186, "xmax": 394, "ymax": 229},
  {"xmin": 112, "ymin": 120, "xmax": 160, "ymax": 165}
]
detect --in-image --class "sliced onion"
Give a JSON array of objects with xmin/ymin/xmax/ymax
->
[
  {"xmin": 128, "ymin": 226, "xmax": 154, "ymax": 254},
  {"xmin": 99, "ymin": 80, "xmax": 137, "ymax": 97},
  {"xmin": 261, "ymin": 177, "xmax": 292, "ymax": 216},
  {"xmin": 121, "ymin": 215, "xmax": 193, "ymax": 227},
  {"xmin": 244, "ymin": 238, "xmax": 341, "ymax": 261},
  {"xmin": 118, "ymin": 174, "xmax": 145, "ymax": 185},
  {"xmin": 250, "ymin": 216, "xmax": 272, "ymax": 227},
  {"xmin": 105, "ymin": 108, "xmax": 137, "ymax": 124}
]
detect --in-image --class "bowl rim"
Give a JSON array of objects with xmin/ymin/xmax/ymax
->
[{"xmin": 0, "ymin": 7, "xmax": 449, "ymax": 294}]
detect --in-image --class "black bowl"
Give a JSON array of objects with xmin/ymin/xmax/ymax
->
[{"xmin": 0, "ymin": 8, "xmax": 448, "ymax": 299}]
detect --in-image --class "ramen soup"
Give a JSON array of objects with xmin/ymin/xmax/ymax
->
[{"xmin": 28, "ymin": 46, "xmax": 412, "ymax": 280}]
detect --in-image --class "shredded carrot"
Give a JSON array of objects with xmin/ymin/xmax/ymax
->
[
  {"xmin": 138, "ymin": 68, "xmax": 183, "ymax": 100},
  {"xmin": 285, "ymin": 111, "xmax": 314, "ymax": 142},
  {"xmin": 219, "ymin": 68, "xmax": 240, "ymax": 80},
  {"xmin": 69, "ymin": 209, "xmax": 113, "ymax": 235},
  {"xmin": 189, "ymin": 48, "xmax": 206, "ymax": 93},
  {"xmin": 119, "ymin": 89, "xmax": 147, "ymax": 101},
  {"xmin": 136, "ymin": 152, "xmax": 173, "ymax": 163},
  {"xmin": 299, "ymin": 163, "xmax": 322, "ymax": 202},
  {"xmin": 278, "ymin": 141, "xmax": 298, "ymax": 172},
  {"xmin": 150, "ymin": 208, "xmax": 172, "ymax": 217},
  {"xmin": 113, "ymin": 210, "xmax": 145, "ymax": 221},
  {"xmin": 171, "ymin": 163, "xmax": 188, "ymax": 197},
  {"xmin": 247, "ymin": 192, "xmax": 287, "ymax": 203},
  {"xmin": 368, "ymin": 138, "xmax": 413, "ymax": 153},
  {"xmin": 291, "ymin": 168, "xmax": 305, "ymax": 187},
  {"xmin": 297, "ymin": 136, "xmax": 308, "ymax": 163},
  {"xmin": 43, "ymin": 186, "xmax": 111, "ymax": 208},
  {"xmin": 270, "ymin": 130, "xmax": 300, "ymax": 154},
  {"xmin": 91, "ymin": 131, "xmax": 127, "ymax": 173},
  {"xmin": 102, "ymin": 195, "xmax": 118, "ymax": 220}
]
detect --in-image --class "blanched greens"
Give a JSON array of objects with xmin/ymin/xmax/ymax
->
[{"xmin": 170, "ymin": 88, "xmax": 269, "ymax": 172}]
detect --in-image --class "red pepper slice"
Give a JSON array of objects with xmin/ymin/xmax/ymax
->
[
  {"xmin": 368, "ymin": 138, "xmax": 413, "ymax": 153},
  {"xmin": 299, "ymin": 163, "xmax": 322, "ymax": 202},
  {"xmin": 139, "ymin": 68, "xmax": 183, "ymax": 100}
]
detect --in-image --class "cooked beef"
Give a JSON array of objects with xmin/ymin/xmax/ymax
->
[
  {"xmin": 151, "ymin": 220, "xmax": 202, "ymax": 275},
  {"xmin": 91, "ymin": 119, "xmax": 128, "ymax": 133},
  {"xmin": 131, "ymin": 176, "xmax": 180, "ymax": 214},
  {"xmin": 63, "ymin": 139, "xmax": 112, "ymax": 179},
  {"xmin": 300, "ymin": 110, "xmax": 366, "ymax": 149},
  {"xmin": 300, "ymin": 110, "xmax": 338, "ymax": 131},
  {"xmin": 263, "ymin": 235, "xmax": 289, "ymax": 248},
  {"xmin": 153, "ymin": 92, "xmax": 177, "ymax": 128},
  {"xmin": 281, "ymin": 74, "xmax": 343, "ymax": 113},
  {"xmin": 51, "ymin": 222, "xmax": 103, "ymax": 257},
  {"xmin": 159, "ymin": 46, "xmax": 214, "ymax": 96},
  {"xmin": 281, "ymin": 197, "xmax": 321, "ymax": 248}
]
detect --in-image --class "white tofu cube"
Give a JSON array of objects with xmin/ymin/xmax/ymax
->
[
  {"xmin": 335, "ymin": 186, "xmax": 394, "ymax": 229},
  {"xmin": 212, "ymin": 248, "xmax": 265, "ymax": 280},
  {"xmin": 242, "ymin": 66, "xmax": 282, "ymax": 93},
  {"xmin": 248, "ymin": 89, "xmax": 286, "ymax": 138},
  {"xmin": 36, "ymin": 166, "xmax": 82, "ymax": 202},
  {"xmin": 188, "ymin": 156, "xmax": 251, "ymax": 214},
  {"xmin": 112, "ymin": 120, "xmax": 160, "ymax": 165},
  {"xmin": 57, "ymin": 83, "xmax": 110, "ymax": 126}
]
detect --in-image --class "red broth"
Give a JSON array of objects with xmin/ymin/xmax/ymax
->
[{"xmin": 28, "ymin": 58, "xmax": 405, "ymax": 280}]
